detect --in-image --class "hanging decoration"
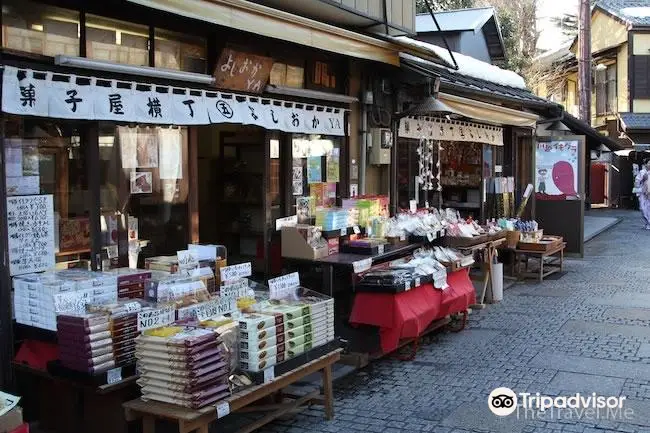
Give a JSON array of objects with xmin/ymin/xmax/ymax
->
[
  {"xmin": 1, "ymin": 66, "xmax": 347, "ymax": 136},
  {"xmin": 399, "ymin": 116, "xmax": 503, "ymax": 146},
  {"xmin": 417, "ymin": 137, "xmax": 435, "ymax": 191}
]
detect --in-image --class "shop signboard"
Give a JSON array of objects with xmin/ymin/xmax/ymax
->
[
  {"xmin": 2, "ymin": 66, "xmax": 346, "ymax": 136},
  {"xmin": 213, "ymin": 48, "xmax": 274, "ymax": 93}
]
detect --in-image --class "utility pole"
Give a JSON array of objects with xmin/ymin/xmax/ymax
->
[{"xmin": 578, "ymin": 0, "xmax": 591, "ymax": 123}]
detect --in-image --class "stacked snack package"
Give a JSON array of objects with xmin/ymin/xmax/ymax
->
[
  {"xmin": 238, "ymin": 291, "xmax": 335, "ymax": 373},
  {"xmin": 87, "ymin": 300, "xmax": 149, "ymax": 367},
  {"xmin": 104, "ymin": 268, "xmax": 152, "ymax": 299},
  {"xmin": 136, "ymin": 327, "xmax": 230, "ymax": 409},
  {"xmin": 57, "ymin": 312, "xmax": 115, "ymax": 373}
]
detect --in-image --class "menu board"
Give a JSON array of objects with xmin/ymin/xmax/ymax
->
[{"xmin": 7, "ymin": 195, "xmax": 55, "ymax": 276}]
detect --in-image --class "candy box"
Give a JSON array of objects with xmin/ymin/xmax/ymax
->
[{"xmin": 238, "ymin": 313, "xmax": 284, "ymax": 331}]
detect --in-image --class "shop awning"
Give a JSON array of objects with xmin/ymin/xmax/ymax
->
[
  {"xmin": 438, "ymin": 93, "xmax": 539, "ymax": 128},
  {"xmin": 1, "ymin": 66, "xmax": 347, "ymax": 136},
  {"xmin": 127, "ymin": 0, "xmax": 401, "ymax": 66}
]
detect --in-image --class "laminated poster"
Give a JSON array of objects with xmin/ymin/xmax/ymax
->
[
  {"xmin": 307, "ymin": 156, "xmax": 322, "ymax": 184},
  {"xmin": 326, "ymin": 148, "xmax": 340, "ymax": 183},
  {"xmin": 292, "ymin": 166, "xmax": 303, "ymax": 196},
  {"xmin": 7, "ymin": 194, "xmax": 55, "ymax": 276},
  {"xmin": 535, "ymin": 140, "xmax": 579, "ymax": 199},
  {"xmin": 130, "ymin": 171, "xmax": 153, "ymax": 194}
]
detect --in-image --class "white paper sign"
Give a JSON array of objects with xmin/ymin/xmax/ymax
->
[
  {"xmin": 276, "ymin": 215, "xmax": 298, "ymax": 231},
  {"xmin": 220, "ymin": 280, "xmax": 251, "ymax": 299},
  {"xmin": 6, "ymin": 176, "xmax": 40, "ymax": 196},
  {"xmin": 137, "ymin": 306, "xmax": 175, "ymax": 331},
  {"xmin": 188, "ymin": 244, "xmax": 217, "ymax": 261},
  {"xmin": 107, "ymin": 367, "xmax": 122, "ymax": 385},
  {"xmin": 268, "ymin": 272, "xmax": 300, "ymax": 299},
  {"xmin": 352, "ymin": 258, "xmax": 373, "ymax": 274},
  {"xmin": 195, "ymin": 298, "xmax": 237, "ymax": 321},
  {"xmin": 353, "ymin": 226, "xmax": 361, "ymax": 234},
  {"xmin": 124, "ymin": 302, "xmax": 142, "ymax": 314},
  {"xmin": 409, "ymin": 200, "xmax": 417, "ymax": 213},
  {"xmin": 216, "ymin": 401, "xmax": 230, "ymax": 419},
  {"xmin": 7, "ymin": 195, "xmax": 55, "ymax": 276},
  {"xmin": 54, "ymin": 289, "xmax": 92, "ymax": 313},
  {"xmin": 263, "ymin": 367, "xmax": 275, "ymax": 383},
  {"xmin": 377, "ymin": 244, "xmax": 385, "ymax": 255},
  {"xmin": 0, "ymin": 391, "xmax": 20, "ymax": 418},
  {"xmin": 177, "ymin": 249, "xmax": 199, "ymax": 271},
  {"xmin": 220, "ymin": 262, "xmax": 252, "ymax": 282}
]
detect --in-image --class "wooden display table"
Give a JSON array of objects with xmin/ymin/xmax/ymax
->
[
  {"xmin": 123, "ymin": 349, "xmax": 342, "ymax": 433},
  {"xmin": 515, "ymin": 241, "xmax": 566, "ymax": 282}
]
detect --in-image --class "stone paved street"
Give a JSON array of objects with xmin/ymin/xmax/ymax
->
[{"xmin": 257, "ymin": 210, "xmax": 650, "ymax": 433}]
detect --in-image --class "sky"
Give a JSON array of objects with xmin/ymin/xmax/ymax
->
[{"xmin": 536, "ymin": 0, "xmax": 580, "ymax": 51}]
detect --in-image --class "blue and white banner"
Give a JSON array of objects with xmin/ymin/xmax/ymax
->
[{"xmin": 1, "ymin": 66, "xmax": 346, "ymax": 136}]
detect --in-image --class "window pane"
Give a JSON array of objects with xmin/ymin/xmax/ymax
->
[
  {"xmin": 2, "ymin": 0, "xmax": 79, "ymax": 57},
  {"xmin": 4, "ymin": 116, "xmax": 91, "ymax": 267},
  {"xmin": 154, "ymin": 28, "xmax": 207, "ymax": 73},
  {"xmin": 99, "ymin": 124, "xmax": 189, "ymax": 266},
  {"xmin": 86, "ymin": 15, "xmax": 149, "ymax": 67}
]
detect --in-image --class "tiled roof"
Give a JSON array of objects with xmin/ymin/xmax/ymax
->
[
  {"xmin": 597, "ymin": 0, "xmax": 650, "ymax": 26},
  {"xmin": 620, "ymin": 113, "xmax": 650, "ymax": 130}
]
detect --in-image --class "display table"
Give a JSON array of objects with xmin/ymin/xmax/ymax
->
[
  {"xmin": 283, "ymin": 242, "xmax": 423, "ymax": 296},
  {"xmin": 123, "ymin": 349, "xmax": 342, "ymax": 433},
  {"xmin": 514, "ymin": 242, "xmax": 566, "ymax": 282},
  {"xmin": 349, "ymin": 270, "xmax": 475, "ymax": 355}
]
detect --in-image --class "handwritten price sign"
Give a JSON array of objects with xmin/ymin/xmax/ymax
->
[
  {"xmin": 195, "ymin": 298, "xmax": 237, "ymax": 321},
  {"xmin": 137, "ymin": 306, "xmax": 175, "ymax": 331},
  {"xmin": 268, "ymin": 272, "xmax": 300, "ymax": 299},
  {"xmin": 54, "ymin": 289, "xmax": 92, "ymax": 313},
  {"xmin": 220, "ymin": 262, "xmax": 252, "ymax": 282}
]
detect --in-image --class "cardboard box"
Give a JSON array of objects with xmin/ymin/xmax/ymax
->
[
  {"xmin": 0, "ymin": 407, "xmax": 23, "ymax": 433},
  {"xmin": 281, "ymin": 226, "xmax": 329, "ymax": 260}
]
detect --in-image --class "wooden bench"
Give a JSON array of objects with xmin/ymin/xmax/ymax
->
[
  {"xmin": 123, "ymin": 349, "xmax": 341, "ymax": 433},
  {"xmin": 515, "ymin": 242, "xmax": 566, "ymax": 282}
]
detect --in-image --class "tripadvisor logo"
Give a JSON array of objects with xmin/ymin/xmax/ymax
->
[{"xmin": 488, "ymin": 388, "xmax": 634, "ymax": 421}]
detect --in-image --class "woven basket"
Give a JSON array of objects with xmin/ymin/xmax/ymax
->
[{"xmin": 506, "ymin": 230, "xmax": 520, "ymax": 248}]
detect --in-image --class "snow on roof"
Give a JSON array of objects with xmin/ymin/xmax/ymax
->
[
  {"xmin": 621, "ymin": 6, "xmax": 650, "ymax": 17},
  {"xmin": 416, "ymin": 7, "xmax": 496, "ymax": 33},
  {"xmin": 395, "ymin": 36, "xmax": 527, "ymax": 90}
]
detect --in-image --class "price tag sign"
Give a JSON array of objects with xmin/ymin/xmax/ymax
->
[
  {"xmin": 177, "ymin": 304, "xmax": 199, "ymax": 320},
  {"xmin": 216, "ymin": 401, "xmax": 230, "ymax": 419},
  {"xmin": 263, "ymin": 367, "xmax": 275, "ymax": 383},
  {"xmin": 124, "ymin": 302, "xmax": 142, "ymax": 314},
  {"xmin": 340, "ymin": 228, "xmax": 347, "ymax": 236},
  {"xmin": 353, "ymin": 225, "xmax": 361, "ymax": 235},
  {"xmin": 196, "ymin": 298, "xmax": 237, "ymax": 321},
  {"xmin": 415, "ymin": 278, "xmax": 421, "ymax": 287},
  {"xmin": 377, "ymin": 244, "xmax": 385, "ymax": 255},
  {"xmin": 107, "ymin": 367, "xmax": 122, "ymax": 385},
  {"xmin": 405, "ymin": 281, "xmax": 411, "ymax": 291},
  {"xmin": 400, "ymin": 233, "xmax": 406, "ymax": 241},
  {"xmin": 137, "ymin": 306, "xmax": 175, "ymax": 331},
  {"xmin": 425, "ymin": 201, "xmax": 429, "ymax": 209},
  {"xmin": 352, "ymin": 258, "xmax": 372, "ymax": 274},
  {"xmin": 220, "ymin": 280, "xmax": 249, "ymax": 298},
  {"xmin": 427, "ymin": 232, "xmax": 435, "ymax": 242},
  {"xmin": 220, "ymin": 262, "xmax": 252, "ymax": 282},
  {"xmin": 177, "ymin": 249, "xmax": 199, "ymax": 271},
  {"xmin": 275, "ymin": 215, "xmax": 298, "ymax": 231},
  {"xmin": 54, "ymin": 289, "xmax": 92, "ymax": 314},
  {"xmin": 268, "ymin": 272, "xmax": 300, "ymax": 299},
  {"xmin": 409, "ymin": 200, "xmax": 417, "ymax": 213}
]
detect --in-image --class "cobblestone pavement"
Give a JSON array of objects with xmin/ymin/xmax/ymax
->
[{"xmin": 248, "ymin": 209, "xmax": 650, "ymax": 433}]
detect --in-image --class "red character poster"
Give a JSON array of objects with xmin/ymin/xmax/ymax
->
[{"xmin": 535, "ymin": 140, "xmax": 579, "ymax": 200}]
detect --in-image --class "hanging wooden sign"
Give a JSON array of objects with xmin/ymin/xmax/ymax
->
[{"xmin": 213, "ymin": 48, "xmax": 274, "ymax": 93}]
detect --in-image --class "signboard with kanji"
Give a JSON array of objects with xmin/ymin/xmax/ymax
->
[{"xmin": 214, "ymin": 48, "xmax": 274, "ymax": 93}]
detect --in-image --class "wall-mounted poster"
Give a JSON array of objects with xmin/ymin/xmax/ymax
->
[
  {"xmin": 307, "ymin": 156, "xmax": 322, "ymax": 184},
  {"xmin": 7, "ymin": 194, "xmax": 55, "ymax": 275},
  {"xmin": 535, "ymin": 140, "xmax": 579, "ymax": 200},
  {"xmin": 131, "ymin": 172, "xmax": 153, "ymax": 194}
]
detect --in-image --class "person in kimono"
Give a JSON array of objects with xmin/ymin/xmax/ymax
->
[{"xmin": 635, "ymin": 160, "xmax": 650, "ymax": 229}]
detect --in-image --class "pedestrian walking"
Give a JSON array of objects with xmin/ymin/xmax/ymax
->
[{"xmin": 634, "ymin": 160, "xmax": 650, "ymax": 229}]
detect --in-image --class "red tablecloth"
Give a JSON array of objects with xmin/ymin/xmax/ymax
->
[{"xmin": 349, "ymin": 269, "xmax": 475, "ymax": 354}]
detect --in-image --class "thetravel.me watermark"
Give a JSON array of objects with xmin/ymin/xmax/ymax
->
[{"xmin": 488, "ymin": 387, "xmax": 635, "ymax": 421}]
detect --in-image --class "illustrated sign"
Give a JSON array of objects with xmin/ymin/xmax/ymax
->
[
  {"xmin": 214, "ymin": 48, "xmax": 274, "ymax": 93},
  {"xmin": 535, "ymin": 140, "xmax": 579, "ymax": 200},
  {"xmin": 137, "ymin": 306, "xmax": 175, "ymax": 331},
  {"xmin": 2, "ymin": 66, "xmax": 346, "ymax": 136},
  {"xmin": 268, "ymin": 272, "xmax": 300, "ymax": 299},
  {"xmin": 7, "ymin": 194, "xmax": 55, "ymax": 276}
]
